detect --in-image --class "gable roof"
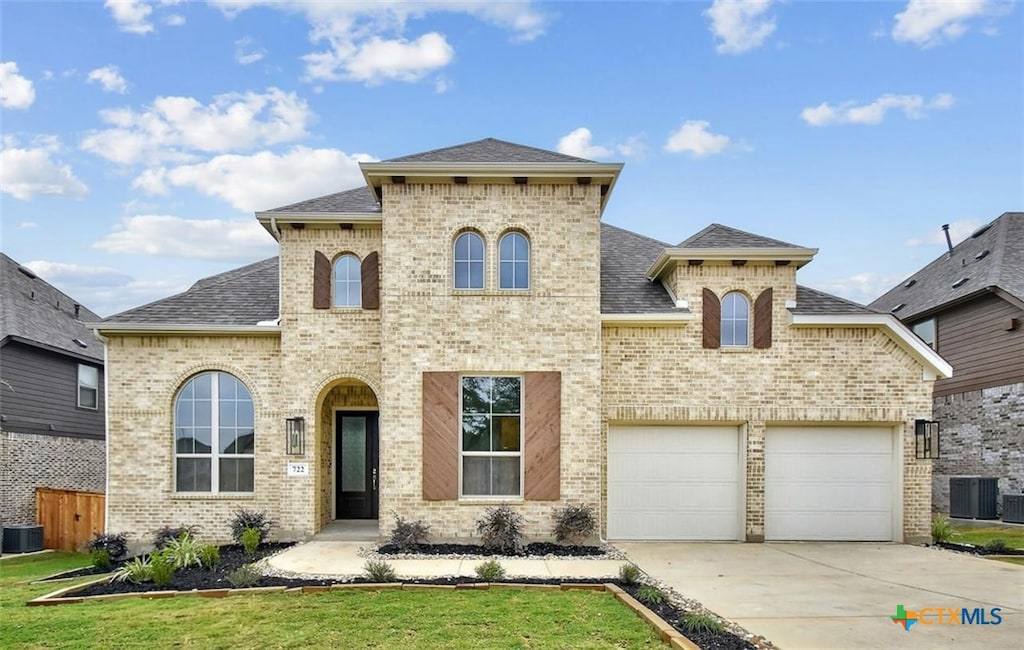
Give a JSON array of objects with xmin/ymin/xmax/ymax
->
[
  {"xmin": 790, "ymin": 285, "xmax": 874, "ymax": 315},
  {"xmin": 0, "ymin": 253, "xmax": 103, "ymax": 361},
  {"xmin": 385, "ymin": 137, "xmax": 594, "ymax": 164},
  {"xmin": 261, "ymin": 186, "xmax": 381, "ymax": 215},
  {"xmin": 601, "ymin": 224, "xmax": 679, "ymax": 314},
  {"xmin": 678, "ymin": 223, "xmax": 802, "ymax": 249},
  {"xmin": 869, "ymin": 212, "xmax": 1024, "ymax": 321}
]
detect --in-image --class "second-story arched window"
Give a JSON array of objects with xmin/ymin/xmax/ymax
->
[
  {"xmin": 721, "ymin": 292, "xmax": 749, "ymax": 346},
  {"xmin": 454, "ymin": 231, "xmax": 485, "ymax": 289},
  {"xmin": 334, "ymin": 254, "xmax": 362, "ymax": 307},
  {"xmin": 499, "ymin": 232, "xmax": 530, "ymax": 290}
]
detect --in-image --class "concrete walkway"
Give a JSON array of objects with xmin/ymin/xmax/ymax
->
[
  {"xmin": 618, "ymin": 542, "xmax": 1023, "ymax": 650},
  {"xmin": 267, "ymin": 541, "xmax": 625, "ymax": 579}
]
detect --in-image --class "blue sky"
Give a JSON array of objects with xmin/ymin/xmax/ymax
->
[{"xmin": 1, "ymin": 0, "xmax": 1021, "ymax": 317}]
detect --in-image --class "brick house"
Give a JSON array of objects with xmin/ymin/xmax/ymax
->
[
  {"xmin": 96, "ymin": 138, "xmax": 950, "ymax": 544},
  {"xmin": 871, "ymin": 212, "xmax": 1023, "ymax": 513}
]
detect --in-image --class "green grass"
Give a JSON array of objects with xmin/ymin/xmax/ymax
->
[
  {"xmin": 1, "ymin": 553, "xmax": 661, "ymax": 649},
  {"xmin": 951, "ymin": 525, "xmax": 1024, "ymax": 550}
]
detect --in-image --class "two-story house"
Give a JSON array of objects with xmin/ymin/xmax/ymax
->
[
  {"xmin": 96, "ymin": 138, "xmax": 950, "ymax": 544},
  {"xmin": 871, "ymin": 212, "xmax": 1023, "ymax": 513}
]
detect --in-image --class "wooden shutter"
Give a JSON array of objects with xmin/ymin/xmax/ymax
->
[
  {"xmin": 313, "ymin": 251, "xmax": 331, "ymax": 309},
  {"xmin": 422, "ymin": 372, "xmax": 459, "ymax": 500},
  {"xmin": 361, "ymin": 251, "xmax": 380, "ymax": 310},
  {"xmin": 523, "ymin": 371, "xmax": 561, "ymax": 500},
  {"xmin": 753, "ymin": 288, "xmax": 773, "ymax": 349},
  {"xmin": 702, "ymin": 288, "xmax": 721, "ymax": 349}
]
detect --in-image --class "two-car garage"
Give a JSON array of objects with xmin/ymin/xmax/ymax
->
[{"xmin": 607, "ymin": 425, "xmax": 899, "ymax": 542}]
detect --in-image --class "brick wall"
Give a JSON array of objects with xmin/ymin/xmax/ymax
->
[
  {"xmin": 0, "ymin": 430, "xmax": 105, "ymax": 525},
  {"xmin": 932, "ymin": 381, "xmax": 1024, "ymax": 513}
]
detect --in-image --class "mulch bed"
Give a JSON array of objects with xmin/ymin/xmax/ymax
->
[
  {"xmin": 620, "ymin": 583, "xmax": 757, "ymax": 650},
  {"xmin": 377, "ymin": 542, "xmax": 606, "ymax": 557},
  {"xmin": 934, "ymin": 541, "xmax": 1024, "ymax": 556}
]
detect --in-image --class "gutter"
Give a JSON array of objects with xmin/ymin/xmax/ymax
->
[
  {"xmin": 92, "ymin": 323, "xmax": 282, "ymax": 336},
  {"xmin": 600, "ymin": 312, "xmax": 694, "ymax": 327}
]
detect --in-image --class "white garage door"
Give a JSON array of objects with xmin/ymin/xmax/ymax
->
[
  {"xmin": 608, "ymin": 426, "xmax": 741, "ymax": 540},
  {"xmin": 765, "ymin": 427, "xmax": 895, "ymax": 541}
]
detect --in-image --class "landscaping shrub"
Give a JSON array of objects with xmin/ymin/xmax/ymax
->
[
  {"xmin": 90, "ymin": 549, "xmax": 111, "ymax": 570},
  {"xmin": 114, "ymin": 556, "xmax": 153, "ymax": 584},
  {"xmin": 364, "ymin": 559, "xmax": 398, "ymax": 582},
  {"xmin": 552, "ymin": 503, "xmax": 597, "ymax": 544},
  {"xmin": 151, "ymin": 525, "xmax": 199, "ymax": 550},
  {"xmin": 198, "ymin": 544, "xmax": 220, "ymax": 569},
  {"xmin": 475, "ymin": 504, "xmax": 524, "ymax": 555},
  {"xmin": 229, "ymin": 509, "xmax": 273, "ymax": 544},
  {"xmin": 474, "ymin": 559, "xmax": 506, "ymax": 581},
  {"xmin": 163, "ymin": 532, "xmax": 204, "ymax": 569},
  {"xmin": 241, "ymin": 528, "xmax": 261, "ymax": 557},
  {"xmin": 150, "ymin": 551, "xmax": 176, "ymax": 587},
  {"xmin": 86, "ymin": 532, "xmax": 129, "ymax": 563},
  {"xmin": 618, "ymin": 563, "xmax": 641, "ymax": 586},
  {"xmin": 931, "ymin": 514, "xmax": 958, "ymax": 543},
  {"xmin": 226, "ymin": 564, "xmax": 261, "ymax": 588},
  {"xmin": 984, "ymin": 538, "xmax": 1009, "ymax": 553},
  {"xmin": 635, "ymin": 584, "xmax": 668, "ymax": 607},
  {"xmin": 389, "ymin": 514, "xmax": 431, "ymax": 550},
  {"xmin": 679, "ymin": 613, "xmax": 724, "ymax": 635}
]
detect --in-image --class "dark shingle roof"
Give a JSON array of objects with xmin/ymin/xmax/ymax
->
[
  {"xmin": 103, "ymin": 257, "xmax": 279, "ymax": 326},
  {"xmin": 869, "ymin": 212, "xmax": 1024, "ymax": 321},
  {"xmin": 601, "ymin": 224, "xmax": 678, "ymax": 314},
  {"xmin": 678, "ymin": 223, "xmax": 802, "ymax": 249},
  {"xmin": 791, "ymin": 285, "xmax": 875, "ymax": 315},
  {"xmin": 263, "ymin": 186, "xmax": 380, "ymax": 214},
  {"xmin": 0, "ymin": 253, "xmax": 104, "ymax": 360},
  {"xmin": 386, "ymin": 137, "xmax": 594, "ymax": 164}
]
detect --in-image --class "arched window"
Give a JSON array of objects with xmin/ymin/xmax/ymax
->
[
  {"xmin": 721, "ymin": 292, "xmax": 749, "ymax": 347},
  {"xmin": 454, "ymin": 231, "xmax": 485, "ymax": 289},
  {"xmin": 174, "ymin": 371, "xmax": 255, "ymax": 493},
  {"xmin": 334, "ymin": 254, "xmax": 362, "ymax": 307},
  {"xmin": 499, "ymin": 232, "xmax": 530, "ymax": 290}
]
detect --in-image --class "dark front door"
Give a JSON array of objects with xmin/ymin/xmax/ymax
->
[{"xmin": 336, "ymin": 411, "xmax": 379, "ymax": 519}]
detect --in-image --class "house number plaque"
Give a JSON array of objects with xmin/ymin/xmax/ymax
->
[{"xmin": 287, "ymin": 462, "xmax": 309, "ymax": 477}]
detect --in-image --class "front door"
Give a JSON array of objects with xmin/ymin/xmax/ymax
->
[{"xmin": 336, "ymin": 411, "xmax": 379, "ymax": 519}]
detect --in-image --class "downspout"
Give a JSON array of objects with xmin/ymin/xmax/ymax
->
[{"xmin": 94, "ymin": 329, "xmax": 111, "ymax": 533}]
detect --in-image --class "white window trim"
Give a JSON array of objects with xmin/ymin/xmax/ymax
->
[
  {"xmin": 453, "ymin": 231, "xmax": 485, "ymax": 291},
  {"xmin": 458, "ymin": 374, "xmax": 525, "ymax": 500},
  {"xmin": 721, "ymin": 291, "xmax": 750, "ymax": 348},
  {"xmin": 498, "ymin": 232, "xmax": 530, "ymax": 291},
  {"xmin": 77, "ymin": 364, "xmax": 99, "ymax": 410},
  {"xmin": 333, "ymin": 254, "xmax": 362, "ymax": 308}
]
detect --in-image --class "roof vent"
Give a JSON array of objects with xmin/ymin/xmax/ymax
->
[
  {"xmin": 72, "ymin": 338, "xmax": 88, "ymax": 348},
  {"xmin": 892, "ymin": 303, "xmax": 906, "ymax": 312},
  {"xmin": 975, "ymin": 249, "xmax": 990, "ymax": 261},
  {"xmin": 904, "ymin": 279, "xmax": 917, "ymax": 288},
  {"xmin": 970, "ymin": 224, "xmax": 992, "ymax": 238},
  {"xmin": 17, "ymin": 266, "xmax": 37, "ymax": 279},
  {"xmin": 952, "ymin": 277, "xmax": 969, "ymax": 289}
]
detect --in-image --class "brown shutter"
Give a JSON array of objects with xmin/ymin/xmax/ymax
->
[
  {"xmin": 523, "ymin": 371, "xmax": 561, "ymax": 500},
  {"xmin": 422, "ymin": 372, "xmax": 459, "ymax": 500},
  {"xmin": 753, "ymin": 288, "xmax": 773, "ymax": 349},
  {"xmin": 313, "ymin": 251, "xmax": 331, "ymax": 309},
  {"xmin": 702, "ymin": 288, "xmax": 721, "ymax": 349},
  {"xmin": 360, "ymin": 251, "xmax": 380, "ymax": 310}
]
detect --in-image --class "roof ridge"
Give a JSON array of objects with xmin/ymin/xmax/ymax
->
[
  {"xmin": 984, "ymin": 213, "xmax": 1009, "ymax": 289},
  {"xmin": 384, "ymin": 137, "xmax": 594, "ymax": 163}
]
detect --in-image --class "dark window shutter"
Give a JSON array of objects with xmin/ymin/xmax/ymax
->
[
  {"xmin": 523, "ymin": 371, "xmax": 561, "ymax": 500},
  {"xmin": 361, "ymin": 251, "xmax": 380, "ymax": 310},
  {"xmin": 753, "ymin": 288, "xmax": 773, "ymax": 349},
  {"xmin": 422, "ymin": 372, "xmax": 459, "ymax": 500},
  {"xmin": 313, "ymin": 251, "xmax": 331, "ymax": 309},
  {"xmin": 702, "ymin": 288, "xmax": 721, "ymax": 349}
]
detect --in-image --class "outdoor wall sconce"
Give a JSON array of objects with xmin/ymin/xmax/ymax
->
[
  {"xmin": 285, "ymin": 417, "xmax": 305, "ymax": 456},
  {"xmin": 914, "ymin": 419, "xmax": 940, "ymax": 459}
]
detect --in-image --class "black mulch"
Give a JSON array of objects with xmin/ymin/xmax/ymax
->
[
  {"xmin": 933, "ymin": 541, "xmax": 1024, "ymax": 556},
  {"xmin": 620, "ymin": 584, "xmax": 756, "ymax": 650},
  {"xmin": 377, "ymin": 542, "xmax": 606, "ymax": 557}
]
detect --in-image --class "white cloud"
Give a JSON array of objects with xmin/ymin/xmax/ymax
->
[
  {"xmin": 235, "ymin": 37, "xmax": 266, "ymax": 65},
  {"xmin": 800, "ymin": 93, "xmax": 955, "ymax": 126},
  {"xmin": 132, "ymin": 146, "xmax": 375, "ymax": 212},
  {"xmin": 105, "ymin": 0, "xmax": 154, "ymax": 34},
  {"xmin": 434, "ymin": 76, "xmax": 453, "ymax": 94},
  {"xmin": 94, "ymin": 215, "xmax": 278, "ymax": 262},
  {"xmin": 18, "ymin": 221, "xmax": 39, "ymax": 229},
  {"xmin": 306, "ymin": 32, "xmax": 454, "ymax": 84},
  {"xmin": 80, "ymin": 87, "xmax": 312, "ymax": 164},
  {"xmin": 812, "ymin": 274, "xmax": 902, "ymax": 306},
  {"xmin": 892, "ymin": 0, "xmax": 994, "ymax": 47},
  {"xmin": 557, "ymin": 127, "xmax": 612, "ymax": 159},
  {"xmin": 664, "ymin": 120, "xmax": 732, "ymax": 156},
  {"xmin": 163, "ymin": 13, "xmax": 185, "ymax": 26},
  {"xmin": 24, "ymin": 261, "xmax": 135, "ymax": 290},
  {"xmin": 905, "ymin": 218, "xmax": 982, "ymax": 247},
  {"xmin": 87, "ymin": 65, "xmax": 128, "ymax": 94},
  {"xmin": 705, "ymin": 0, "xmax": 776, "ymax": 54},
  {"xmin": 0, "ymin": 61, "xmax": 36, "ymax": 109},
  {"xmin": 0, "ymin": 141, "xmax": 89, "ymax": 200}
]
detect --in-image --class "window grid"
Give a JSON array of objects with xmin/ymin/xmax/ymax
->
[
  {"xmin": 454, "ymin": 232, "xmax": 485, "ymax": 289},
  {"xmin": 460, "ymin": 376, "xmax": 523, "ymax": 498},
  {"xmin": 333, "ymin": 254, "xmax": 362, "ymax": 307},
  {"xmin": 721, "ymin": 292, "xmax": 749, "ymax": 347},
  {"xmin": 499, "ymin": 232, "xmax": 530, "ymax": 290}
]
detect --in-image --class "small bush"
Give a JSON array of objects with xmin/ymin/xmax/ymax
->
[
  {"xmin": 230, "ymin": 509, "xmax": 273, "ymax": 544},
  {"xmin": 389, "ymin": 514, "xmax": 431, "ymax": 550},
  {"xmin": 90, "ymin": 549, "xmax": 111, "ymax": 570},
  {"xmin": 198, "ymin": 544, "xmax": 220, "ymax": 569},
  {"xmin": 618, "ymin": 564, "xmax": 642, "ymax": 586},
  {"xmin": 151, "ymin": 525, "xmax": 199, "ymax": 550},
  {"xmin": 164, "ymin": 532, "xmax": 204, "ymax": 569},
  {"xmin": 635, "ymin": 584, "xmax": 668, "ymax": 607},
  {"xmin": 364, "ymin": 559, "xmax": 398, "ymax": 582},
  {"xmin": 150, "ymin": 551, "xmax": 176, "ymax": 587},
  {"xmin": 931, "ymin": 514, "xmax": 958, "ymax": 544},
  {"xmin": 984, "ymin": 538, "xmax": 1009, "ymax": 553},
  {"xmin": 474, "ymin": 559, "xmax": 506, "ymax": 581},
  {"xmin": 679, "ymin": 613, "xmax": 724, "ymax": 636},
  {"xmin": 475, "ymin": 504, "xmax": 524, "ymax": 555},
  {"xmin": 241, "ymin": 528, "xmax": 261, "ymax": 557},
  {"xmin": 552, "ymin": 503, "xmax": 597, "ymax": 544},
  {"xmin": 86, "ymin": 532, "xmax": 129, "ymax": 563},
  {"xmin": 114, "ymin": 556, "xmax": 153, "ymax": 584},
  {"xmin": 227, "ymin": 564, "xmax": 262, "ymax": 588}
]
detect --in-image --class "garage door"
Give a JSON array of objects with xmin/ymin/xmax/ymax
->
[
  {"xmin": 765, "ymin": 427, "xmax": 895, "ymax": 541},
  {"xmin": 608, "ymin": 426, "xmax": 741, "ymax": 540}
]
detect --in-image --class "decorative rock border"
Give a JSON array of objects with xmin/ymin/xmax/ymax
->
[{"xmin": 27, "ymin": 580, "xmax": 699, "ymax": 649}]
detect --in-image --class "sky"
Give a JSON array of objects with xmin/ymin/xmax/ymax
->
[{"xmin": 1, "ymin": 0, "xmax": 1021, "ymax": 317}]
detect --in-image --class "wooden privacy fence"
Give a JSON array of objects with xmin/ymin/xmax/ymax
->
[{"xmin": 35, "ymin": 488, "xmax": 105, "ymax": 552}]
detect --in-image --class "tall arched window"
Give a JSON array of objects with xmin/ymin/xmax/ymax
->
[
  {"xmin": 499, "ymin": 232, "xmax": 530, "ymax": 290},
  {"xmin": 454, "ymin": 231, "xmax": 485, "ymax": 289},
  {"xmin": 334, "ymin": 254, "xmax": 362, "ymax": 307},
  {"xmin": 174, "ymin": 371, "xmax": 255, "ymax": 493},
  {"xmin": 721, "ymin": 292, "xmax": 749, "ymax": 347}
]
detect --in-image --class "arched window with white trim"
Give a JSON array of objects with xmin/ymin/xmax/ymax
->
[
  {"xmin": 721, "ymin": 292, "xmax": 749, "ymax": 347},
  {"xmin": 334, "ymin": 254, "xmax": 362, "ymax": 307},
  {"xmin": 454, "ymin": 231, "xmax": 485, "ymax": 289},
  {"xmin": 499, "ymin": 231, "xmax": 530, "ymax": 290}
]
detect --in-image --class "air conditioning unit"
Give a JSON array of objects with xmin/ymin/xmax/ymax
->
[
  {"xmin": 3, "ymin": 525, "xmax": 44, "ymax": 553},
  {"xmin": 1003, "ymin": 495, "xmax": 1024, "ymax": 524},
  {"xmin": 949, "ymin": 477, "xmax": 998, "ymax": 519}
]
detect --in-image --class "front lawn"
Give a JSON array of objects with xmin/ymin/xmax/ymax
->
[
  {"xmin": 1, "ymin": 554, "xmax": 661, "ymax": 649},
  {"xmin": 951, "ymin": 525, "xmax": 1024, "ymax": 550}
]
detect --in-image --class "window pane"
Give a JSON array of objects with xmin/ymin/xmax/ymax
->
[
  {"xmin": 514, "ymin": 262, "xmax": 528, "ymax": 289},
  {"xmin": 219, "ymin": 401, "xmax": 237, "ymax": 428},
  {"xmin": 78, "ymin": 365, "xmax": 98, "ymax": 389},
  {"xmin": 469, "ymin": 261, "xmax": 483, "ymax": 288},
  {"xmin": 193, "ymin": 428, "xmax": 211, "ymax": 453},
  {"xmin": 219, "ymin": 458, "xmax": 254, "ymax": 492},
  {"xmin": 492, "ymin": 377, "xmax": 520, "ymax": 413},
  {"xmin": 514, "ymin": 234, "xmax": 528, "ymax": 258},
  {"xmin": 500, "ymin": 234, "xmax": 515, "ymax": 259},
  {"xmin": 341, "ymin": 417, "xmax": 367, "ymax": 491},
  {"xmin": 500, "ymin": 262, "xmax": 513, "ymax": 288},
  {"xmin": 194, "ymin": 400, "xmax": 211, "ymax": 426},
  {"xmin": 79, "ymin": 387, "xmax": 97, "ymax": 409},
  {"xmin": 193, "ymin": 373, "xmax": 211, "ymax": 399},
  {"xmin": 176, "ymin": 429, "xmax": 194, "ymax": 454},
  {"xmin": 468, "ymin": 233, "xmax": 483, "ymax": 258},
  {"xmin": 237, "ymin": 398, "xmax": 254, "ymax": 427},
  {"xmin": 491, "ymin": 457, "xmax": 521, "ymax": 496},
  {"xmin": 176, "ymin": 458, "xmax": 211, "ymax": 492},
  {"xmin": 491, "ymin": 416, "xmax": 520, "ymax": 451},
  {"xmin": 462, "ymin": 457, "xmax": 490, "ymax": 495},
  {"xmin": 235, "ymin": 430, "xmax": 255, "ymax": 455},
  {"xmin": 462, "ymin": 416, "xmax": 490, "ymax": 451},
  {"xmin": 221, "ymin": 428, "xmax": 238, "ymax": 454},
  {"xmin": 462, "ymin": 377, "xmax": 492, "ymax": 413},
  {"xmin": 176, "ymin": 401, "xmax": 193, "ymax": 427}
]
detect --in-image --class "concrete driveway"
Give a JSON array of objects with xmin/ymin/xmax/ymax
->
[{"xmin": 616, "ymin": 542, "xmax": 1022, "ymax": 649}]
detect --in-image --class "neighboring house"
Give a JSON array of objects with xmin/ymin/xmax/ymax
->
[
  {"xmin": 0, "ymin": 253, "xmax": 106, "ymax": 526},
  {"xmin": 871, "ymin": 212, "xmax": 1023, "ymax": 513},
  {"xmin": 96, "ymin": 138, "xmax": 950, "ymax": 545}
]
